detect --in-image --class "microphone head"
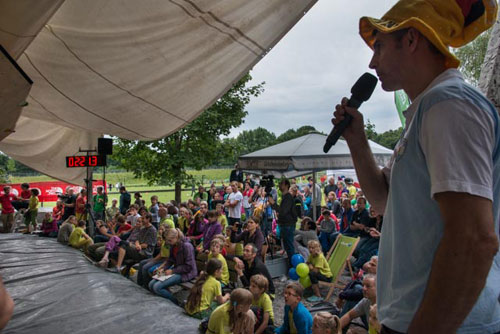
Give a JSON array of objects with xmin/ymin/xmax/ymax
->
[{"xmin": 350, "ymin": 73, "xmax": 378, "ymax": 102}]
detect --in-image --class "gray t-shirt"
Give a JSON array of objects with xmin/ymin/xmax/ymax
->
[
  {"xmin": 137, "ymin": 225, "xmax": 157, "ymax": 257},
  {"xmin": 353, "ymin": 297, "xmax": 371, "ymax": 319},
  {"xmin": 57, "ymin": 223, "xmax": 74, "ymax": 245}
]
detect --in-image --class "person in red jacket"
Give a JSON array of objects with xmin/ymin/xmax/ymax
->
[{"xmin": 1, "ymin": 186, "xmax": 18, "ymax": 233}]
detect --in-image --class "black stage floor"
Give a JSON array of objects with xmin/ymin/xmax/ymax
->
[{"xmin": 0, "ymin": 234, "xmax": 199, "ymax": 333}]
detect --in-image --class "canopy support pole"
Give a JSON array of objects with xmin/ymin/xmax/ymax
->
[{"xmin": 312, "ymin": 171, "xmax": 317, "ymax": 222}]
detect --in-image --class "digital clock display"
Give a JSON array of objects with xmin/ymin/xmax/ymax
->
[{"xmin": 66, "ymin": 155, "xmax": 107, "ymax": 168}]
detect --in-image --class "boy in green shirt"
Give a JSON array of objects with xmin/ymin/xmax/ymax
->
[
  {"xmin": 249, "ymin": 274, "xmax": 274, "ymax": 334},
  {"xmin": 24, "ymin": 189, "xmax": 39, "ymax": 233}
]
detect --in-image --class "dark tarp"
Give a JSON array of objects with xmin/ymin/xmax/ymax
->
[{"xmin": 0, "ymin": 234, "xmax": 199, "ymax": 334}]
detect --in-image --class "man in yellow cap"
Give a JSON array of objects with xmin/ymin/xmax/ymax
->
[{"xmin": 333, "ymin": 1, "xmax": 500, "ymax": 333}]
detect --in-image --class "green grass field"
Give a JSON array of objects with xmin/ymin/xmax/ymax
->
[{"xmin": 9, "ymin": 169, "xmax": 232, "ymax": 207}]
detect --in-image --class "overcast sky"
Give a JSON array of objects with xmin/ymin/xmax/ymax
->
[{"xmin": 231, "ymin": 0, "xmax": 401, "ymax": 137}]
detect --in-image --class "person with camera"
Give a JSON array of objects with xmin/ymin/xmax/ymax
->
[
  {"xmin": 268, "ymin": 178, "xmax": 297, "ymax": 267},
  {"xmin": 60, "ymin": 187, "xmax": 76, "ymax": 221}
]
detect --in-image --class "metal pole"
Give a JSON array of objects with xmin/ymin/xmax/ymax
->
[
  {"xmin": 86, "ymin": 154, "xmax": 94, "ymax": 238},
  {"xmin": 312, "ymin": 171, "xmax": 317, "ymax": 222}
]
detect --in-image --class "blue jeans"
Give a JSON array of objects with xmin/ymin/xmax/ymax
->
[
  {"xmin": 149, "ymin": 274, "xmax": 183, "ymax": 304},
  {"xmin": 244, "ymin": 208, "xmax": 252, "ymax": 222},
  {"xmin": 137, "ymin": 258, "xmax": 163, "ymax": 288},
  {"xmin": 279, "ymin": 225, "xmax": 296, "ymax": 267},
  {"xmin": 261, "ymin": 217, "xmax": 272, "ymax": 239}
]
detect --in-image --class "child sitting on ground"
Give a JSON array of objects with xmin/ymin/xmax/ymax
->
[
  {"xmin": 39, "ymin": 212, "xmax": 58, "ymax": 238},
  {"xmin": 306, "ymin": 240, "xmax": 333, "ymax": 303},
  {"xmin": 57, "ymin": 215, "xmax": 77, "ymax": 245},
  {"xmin": 68, "ymin": 220, "xmax": 93, "ymax": 252},
  {"xmin": 185, "ymin": 258, "xmax": 230, "ymax": 319},
  {"xmin": 275, "ymin": 282, "xmax": 312, "ymax": 334},
  {"xmin": 249, "ymin": 274, "xmax": 274, "ymax": 334},
  {"xmin": 207, "ymin": 288, "xmax": 255, "ymax": 334},
  {"xmin": 312, "ymin": 312, "xmax": 341, "ymax": 334},
  {"xmin": 207, "ymin": 238, "xmax": 230, "ymax": 287}
]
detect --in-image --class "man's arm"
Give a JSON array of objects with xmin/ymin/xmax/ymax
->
[
  {"xmin": 0, "ymin": 275, "xmax": 14, "ymax": 331},
  {"xmin": 340, "ymin": 308, "xmax": 359, "ymax": 329},
  {"xmin": 333, "ymin": 98, "xmax": 389, "ymax": 213},
  {"xmin": 408, "ymin": 192, "xmax": 499, "ymax": 334}
]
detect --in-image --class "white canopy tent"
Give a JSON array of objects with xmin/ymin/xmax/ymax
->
[
  {"xmin": 238, "ymin": 133, "xmax": 393, "ymax": 219},
  {"xmin": 0, "ymin": 0, "xmax": 318, "ymax": 184}
]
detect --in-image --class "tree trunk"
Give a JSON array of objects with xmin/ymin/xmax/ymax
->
[
  {"xmin": 175, "ymin": 181, "xmax": 182, "ymax": 204},
  {"xmin": 479, "ymin": 15, "xmax": 500, "ymax": 113}
]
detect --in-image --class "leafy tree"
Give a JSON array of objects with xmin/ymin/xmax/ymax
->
[
  {"xmin": 236, "ymin": 127, "xmax": 276, "ymax": 155},
  {"xmin": 454, "ymin": 29, "xmax": 491, "ymax": 87},
  {"xmin": 364, "ymin": 121, "xmax": 402, "ymax": 150},
  {"xmin": 275, "ymin": 125, "xmax": 322, "ymax": 144},
  {"xmin": 115, "ymin": 74, "xmax": 264, "ymax": 202}
]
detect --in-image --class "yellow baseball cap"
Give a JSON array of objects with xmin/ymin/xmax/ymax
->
[{"xmin": 359, "ymin": 0, "xmax": 498, "ymax": 68}]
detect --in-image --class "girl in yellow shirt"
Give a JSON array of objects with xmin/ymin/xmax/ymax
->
[{"xmin": 306, "ymin": 240, "xmax": 333, "ymax": 303}]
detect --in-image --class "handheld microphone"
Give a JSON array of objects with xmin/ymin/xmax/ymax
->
[{"xmin": 323, "ymin": 73, "xmax": 378, "ymax": 153}]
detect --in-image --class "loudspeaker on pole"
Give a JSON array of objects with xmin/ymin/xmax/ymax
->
[{"xmin": 97, "ymin": 138, "xmax": 113, "ymax": 155}]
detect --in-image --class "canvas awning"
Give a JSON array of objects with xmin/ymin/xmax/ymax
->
[{"xmin": 0, "ymin": 0, "xmax": 318, "ymax": 184}]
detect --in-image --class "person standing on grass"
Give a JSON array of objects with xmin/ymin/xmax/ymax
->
[
  {"xmin": 119, "ymin": 186, "xmax": 131, "ymax": 215},
  {"xmin": 93, "ymin": 187, "xmax": 107, "ymax": 222},
  {"xmin": 225, "ymin": 182, "xmax": 243, "ymax": 227}
]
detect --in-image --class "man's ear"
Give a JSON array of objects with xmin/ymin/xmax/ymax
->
[{"xmin": 406, "ymin": 27, "xmax": 421, "ymax": 52}]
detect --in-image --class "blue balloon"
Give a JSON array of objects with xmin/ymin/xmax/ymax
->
[
  {"xmin": 291, "ymin": 254, "xmax": 305, "ymax": 268},
  {"xmin": 288, "ymin": 267, "xmax": 299, "ymax": 280}
]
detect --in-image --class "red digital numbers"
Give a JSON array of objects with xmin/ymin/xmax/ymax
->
[
  {"xmin": 66, "ymin": 155, "xmax": 106, "ymax": 168},
  {"xmin": 90, "ymin": 156, "xmax": 97, "ymax": 166}
]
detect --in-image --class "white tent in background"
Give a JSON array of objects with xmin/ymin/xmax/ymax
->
[
  {"xmin": 0, "ymin": 0, "xmax": 318, "ymax": 184},
  {"xmin": 238, "ymin": 133, "xmax": 393, "ymax": 219}
]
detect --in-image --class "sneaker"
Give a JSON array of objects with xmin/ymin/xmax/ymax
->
[
  {"xmin": 106, "ymin": 266, "xmax": 121, "ymax": 273},
  {"xmin": 306, "ymin": 295, "xmax": 323, "ymax": 303}
]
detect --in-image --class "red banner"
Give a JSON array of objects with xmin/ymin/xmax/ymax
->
[{"xmin": 0, "ymin": 181, "xmax": 107, "ymax": 202}]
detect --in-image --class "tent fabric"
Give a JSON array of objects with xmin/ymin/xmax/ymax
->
[
  {"xmin": 0, "ymin": 234, "xmax": 200, "ymax": 334},
  {"xmin": 238, "ymin": 133, "xmax": 393, "ymax": 172},
  {"xmin": 0, "ymin": 0, "xmax": 318, "ymax": 185}
]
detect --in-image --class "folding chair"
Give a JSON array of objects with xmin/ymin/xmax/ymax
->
[{"xmin": 319, "ymin": 233, "xmax": 360, "ymax": 301}]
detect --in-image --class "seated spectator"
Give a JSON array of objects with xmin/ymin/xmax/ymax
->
[
  {"xmin": 230, "ymin": 218, "xmax": 264, "ymax": 257},
  {"xmin": 317, "ymin": 210, "xmax": 338, "ymax": 253},
  {"xmin": 148, "ymin": 228, "xmax": 197, "ymax": 304},
  {"xmin": 52, "ymin": 200, "xmax": 64, "ymax": 223},
  {"xmin": 158, "ymin": 207, "xmax": 175, "ymax": 229},
  {"xmin": 249, "ymin": 274, "xmax": 275, "ymax": 334},
  {"xmin": 68, "ymin": 220, "xmax": 93, "ymax": 252},
  {"xmin": 187, "ymin": 199, "xmax": 198, "ymax": 215},
  {"xmin": 186, "ymin": 211, "xmax": 206, "ymax": 246},
  {"xmin": 208, "ymin": 238, "xmax": 230, "ymax": 287},
  {"xmin": 368, "ymin": 304, "xmax": 381, "ymax": 334},
  {"xmin": 185, "ymin": 258, "xmax": 230, "ymax": 319},
  {"xmin": 115, "ymin": 215, "xmax": 132, "ymax": 237},
  {"xmin": 57, "ymin": 215, "xmax": 77, "ymax": 245},
  {"xmin": 178, "ymin": 207, "xmax": 192, "ymax": 235},
  {"xmin": 336, "ymin": 256, "xmax": 378, "ymax": 317},
  {"xmin": 94, "ymin": 219, "xmax": 114, "ymax": 243},
  {"xmin": 312, "ymin": 312, "xmax": 341, "ymax": 334},
  {"xmin": 294, "ymin": 217, "xmax": 318, "ymax": 260},
  {"xmin": 126, "ymin": 205, "xmax": 141, "ymax": 227},
  {"xmin": 216, "ymin": 203, "xmax": 228, "ymax": 234},
  {"xmin": 326, "ymin": 191, "xmax": 342, "ymax": 219},
  {"xmin": 339, "ymin": 199, "xmax": 354, "ymax": 234},
  {"xmin": 335, "ymin": 181, "xmax": 348, "ymax": 200},
  {"xmin": 275, "ymin": 282, "xmax": 313, "ymax": 334},
  {"xmin": 352, "ymin": 207, "xmax": 382, "ymax": 271},
  {"xmin": 211, "ymin": 192, "xmax": 224, "ymax": 211},
  {"xmin": 136, "ymin": 227, "xmax": 171, "ymax": 288},
  {"xmin": 106, "ymin": 199, "xmax": 119, "ymax": 221},
  {"xmin": 345, "ymin": 197, "xmax": 370, "ymax": 238},
  {"xmin": 107, "ymin": 213, "xmax": 157, "ymax": 273},
  {"xmin": 201, "ymin": 210, "xmax": 222, "ymax": 252},
  {"xmin": 340, "ymin": 274, "xmax": 377, "ymax": 331},
  {"xmin": 207, "ymin": 288, "xmax": 255, "ymax": 334},
  {"xmin": 149, "ymin": 195, "xmax": 160, "ymax": 229},
  {"xmin": 233, "ymin": 244, "xmax": 275, "ymax": 296},
  {"xmin": 39, "ymin": 212, "xmax": 58, "ymax": 237},
  {"xmin": 306, "ymin": 240, "xmax": 333, "ymax": 303}
]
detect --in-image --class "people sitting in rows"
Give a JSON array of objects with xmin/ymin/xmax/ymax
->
[
  {"xmin": 306, "ymin": 240, "xmax": 333, "ymax": 303},
  {"xmin": 39, "ymin": 212, "xmax": 58, "ymax": 238},
  {"xmin": 294, "ymin": 217, "xmax": 318, "ymax": 260},
  {"xmin": 201, "ymin": 210, "xmax": 223, "ymax": 252},
  {"xmin": 312, "ymin": 312, "xmax": 341, "ymax": 334},
  {"xmin": 206, "ymin": 288, "xmax": 255, "ymax": 334},
  {"xmin": 352, "ymin": 207, "xmax": 382, "ymax": 271},
  {"xmin": 233, "ymin": 243, "xmax": 275, "ymax": 296},
  {"xmin": 345, "ymin": 197, "xmax": 370, "ymax": 238},
  {"xmin": 317, "ymin": 209, "xmax": 339, "ymax": 253},
  {"xmin": 185, "ymin": 258, "xmax": 230, "ymax": 319},
  {"xmin": 340, "ymin": 274, "xmax": 377, "ymax": 332},
  {"xmin": 148, "ymin": 228, "xmax": 197, "ymax": 304},
  {"xmin": 249, "ymin": 274, "xmax": 275, "ymax": 334},
  {"xmin": 275, "ymin": 282, "xmax": 313, "ymax": 334},
  {"xmin": 230, "ymin": 218, "xmax": 264, "ymax": 257},
  {"xmin": 158, "ymin": 207, "xmax": 175, "ymax": 229},
  {"xmin": 207, "ymin": 238, "xmax": 230, "ymax": 287},
  {"xmin": 107, "ymin": 212, "xmax": 156, "ymax": 273},
  {"xmin": 57, "ymin": 215, "xmax": 77, "ymax": 245},
  {"xmin": 106, "ymin": 199, "xmax": 119, "ymax": 221},
  {"xmin": 68, "ymin": 220, "xmax": 94, "ymax": 252}
]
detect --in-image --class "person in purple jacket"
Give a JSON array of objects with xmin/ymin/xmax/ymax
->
[
  {"xmin": 201, "ymin": 210, "xmax": 222, "ymax": 252},
  {"xmin": 149, "ymin": 228, "xmax": 197, "ymax": 304}
]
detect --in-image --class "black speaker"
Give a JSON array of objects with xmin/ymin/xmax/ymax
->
[{"xmin": 98, "ymin": 138, "xmax": 113, "ymax": 155}]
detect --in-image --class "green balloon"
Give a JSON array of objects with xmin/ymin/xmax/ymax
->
[
  {"xmin": 299, "ymin": 275, "xmax": 311, "ymax": 288},
  {"xmin": 296, "ymin": 263, "xmax": 309, "ymax": 278}
]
